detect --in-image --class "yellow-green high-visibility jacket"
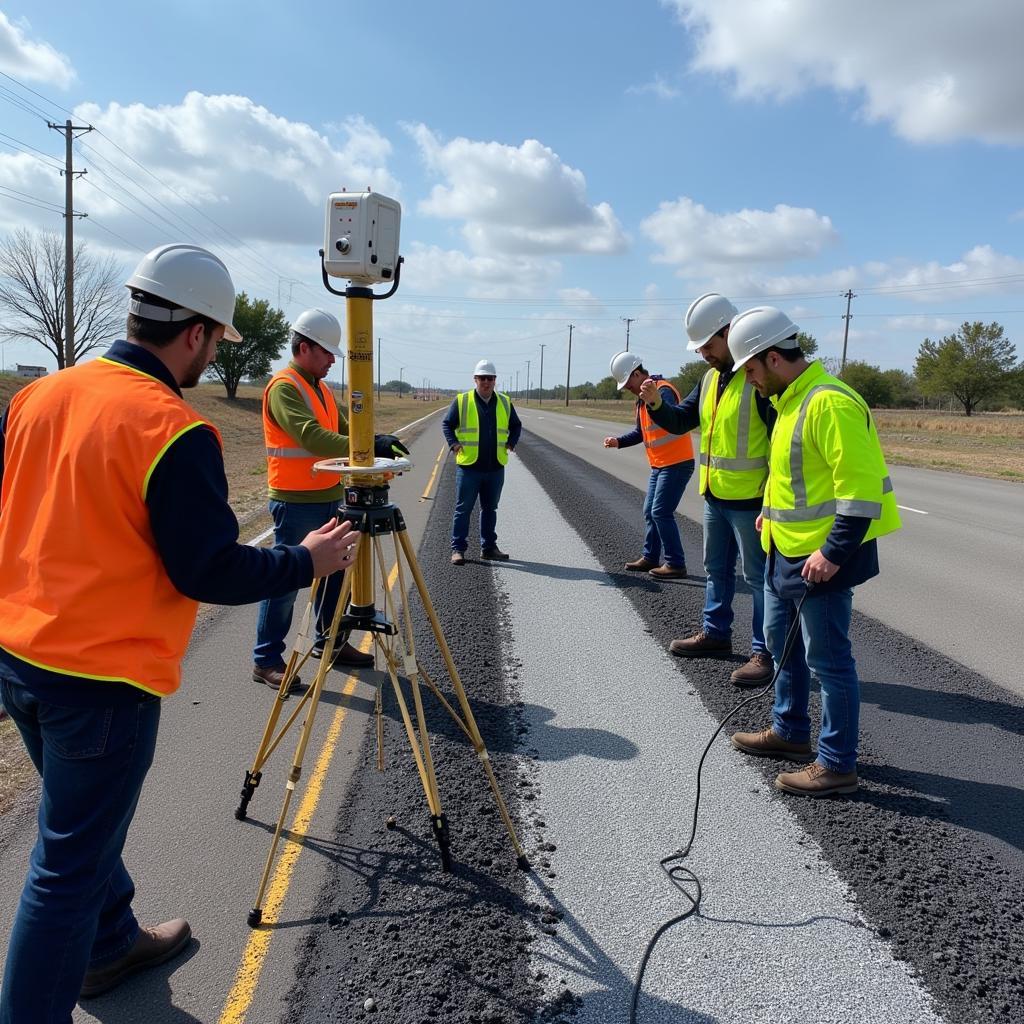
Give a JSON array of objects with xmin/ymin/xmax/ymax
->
[
  {"xmin": 454, "ymin": 390, "xmax": 511, "ymax": 467},
  {"xmin": 761, "ymin": 362, "xmax": 902, "ymax": 557},
  {"xmin": 698, "ymin": 369, "xmax": 769, "ymax": 500}
]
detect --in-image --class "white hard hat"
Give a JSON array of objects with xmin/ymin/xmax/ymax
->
[
  {"xmin": 685, "ymin": 293, "xmax": 738, "ymax": 351},
  {"xmin": 610, "ymin": 350, "xmax": 643, "ymax": 389},
  {"xmin": 125, "ymin": 243, "xmax": 241, "ymax": 342},
  {"xmin": 727, "ymin": 307, "xmax": 800, "ymax": 370},
  {"xmin": 474, "ymin": 359, "xmax": 497, "ymax": 376},
  {"xmin": 292, "ymin": 308, "xmax": 342, "ymax": 356}
]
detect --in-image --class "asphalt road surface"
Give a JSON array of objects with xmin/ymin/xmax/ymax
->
[{"xmin": 0, "ymin": 407, "xmax": 1021, "ymax": 1024}]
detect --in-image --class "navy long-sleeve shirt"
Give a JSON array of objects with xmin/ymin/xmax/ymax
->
[
  {"xmin": 442, "ymin": 390, "xmax": 522, "ymax": 472},
  {"xmin": 0, "ymin": 340, "xmax": 315, "ymax": 701}
]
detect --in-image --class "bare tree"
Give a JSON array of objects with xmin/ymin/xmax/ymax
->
[{"xmin": 0, "ymin": 229, "xmax": 124, "ymax": 370}]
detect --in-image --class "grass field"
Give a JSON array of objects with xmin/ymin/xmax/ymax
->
[{"xmin": 524, "ymin": 398, "xmax": 1024, "ymax": 482}]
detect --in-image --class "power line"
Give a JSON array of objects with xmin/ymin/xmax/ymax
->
[
  {"xmin": 0, "ymin": 131, "xmax": 64, "ymax": 169},
  {"xmin": 0, "ymin": 186, "xmax": 65, "ymax": 215},
  {"xmin": 0, "ymin": 71, "xmax": 76, "ymax": 120}
]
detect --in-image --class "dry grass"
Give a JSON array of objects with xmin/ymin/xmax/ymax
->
[
  {"xmin": 0, "ymin": 371, "xmax": 448, "ymax": 815},
  {"xmin": 536, "ymin": 399, "xmax": 1024, "ymax": 482}
]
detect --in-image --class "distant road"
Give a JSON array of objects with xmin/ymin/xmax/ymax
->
[{"xmin": 517, "ymin": 405, "xmax": 1024, "ymax": 697}]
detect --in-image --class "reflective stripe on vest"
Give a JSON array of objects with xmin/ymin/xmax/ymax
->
[
  {"xmin": 761, "ymin": 371, "xmax": 902, "ymax": 556},
  {"xmin": 0, "ymin": 358, "xmax": 220, "ymax": 696},
  {"xmin": 697, "ymin": 369, "xmax": 769, "ymax": 498},
  {"xmin": 640, "ymin": 380, "xmax": 694, "ymax": 468},
  {"xmin": 455, "ymin": 390, "xmax": 510, "ymax": 467},
  {"xmin": 262, "ymin": 367, "xmax": 340, "ymax": 491}
]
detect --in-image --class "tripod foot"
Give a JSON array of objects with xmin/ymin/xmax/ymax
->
[
  {"xmin": 247, "ymin": 907, "xmax": 263, "ymax": 928},
  {"xmin": 516, "ymin": 854, "xmax": 531, "ymax": 871},
  {"xmin": 235, "ymin": 770, "xmax": 262, "ymax": 821},
  {"xmin": 431, "ymin": 814, "xmax": 452, "ymax": 873}
]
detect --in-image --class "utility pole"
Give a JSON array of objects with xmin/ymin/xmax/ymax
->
[
  {"xmin": 526, "ymin": 360, "xmax": 531, "ymax": 404},
  {"xmin": 538, "ymin": 344, "xmax": 546, "ymax": 405},
  {"xmin": 377, "ymin": 336, "xmax": 381, "ymax": 400},
  {"xmin": 564, "ymin": 323, "xmax": 574, "ymax": 407},
  {"xmin": 515, "ymin": 369, "xmax": 519, "ymax": 398},
  {"xmin": 399, "ymin": 366, "xmax": 405, "ymax": 397},
  {"xmin": 49, "ymin": 119, "xmax": 93, "ymax": 367},
  {"xmin": 840, "ymin": 289, "xmax": 856, "ymax": 373},
  {"xmin": 621, "ymin": 316, "xmax": 636, "ymax": 353}
]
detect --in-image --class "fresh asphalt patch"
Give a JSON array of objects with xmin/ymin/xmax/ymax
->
[{"xmin": 514, "ymin": 430, "xmax": 1024, "ymax": 1024}]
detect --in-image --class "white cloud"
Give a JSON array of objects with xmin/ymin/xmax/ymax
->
[
  {"xmin": 402, "ymin": 242, "xmax": 559, "ymax": 300},
  {"xmin": 875, "ymin": 245, "xmax": 1024, "ymax": 300},
  {"xmin": 641, "ymin": 196, "xmax": 837, "ymax": 270},
  {"xmin": 0, "ymin": 12, "xmax": 74, "ymax": 87},
  {"xmin": 626, "ymin": 75, "xmax": 681, "ymax": 100},
  {"xmin": 558, "ymin": 287, "xmax": 604, "ymax": 310},
  {"xmin": 407, "ymin": 124, "xmax": 627, "ymax": 256},
  {"xmin": 883, "ymin": 315, "xmax": 959, "ymax": 335},
  {"xmin": 666, "ymin": 0, "xmax": 1024, "ymax": 144}
]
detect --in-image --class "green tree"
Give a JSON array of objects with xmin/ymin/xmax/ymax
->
[
  {"xmin": 839, "ymin": 361, "xmax": 893, "ymax": 408},
  {"xmin": 206, "ymin": 292, "xmax": 289, "ymax": 399},
  {"xmin": 571, "ymin": 380, "xmax": 596, "ymax": 400},
  {"xmin": 383, "ymin": 378, "xmax": 412, "ymax": 395},
  {"xmin": 796, "ymin": 331, "xmax": 818, "ymax": 358},
  {"xmin": 915, "ymin": 321, "xmax": 1017, "ymax": 416},
  {"xmin": 880, "ymin": 368, "xmax": 920, "ymax": 408},
  {"xmin": 594, "ymin": 375, "xmax": 619, "ymax": 399},
  {"xmin": 672, "ymin": 360, "xmax": 708, "ymax": 398}
]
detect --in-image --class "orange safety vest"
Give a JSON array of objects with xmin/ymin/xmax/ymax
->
[
  {"xmin": 262, "ymin": 368, "xmax": 340, "ymax": 492},
  {"xmin": 639, "ymin": 380, "xmax": 694, "ymax": 468},
  {"xmin": 0, "ymin": 357, "xmax": 222, "ymax": 697}
]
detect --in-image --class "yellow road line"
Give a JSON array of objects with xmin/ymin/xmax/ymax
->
[
  {"xmin": 218, "ymin": 565, "xmax": 399, "ymax": 1024},
  {"xmin": 419, "ymin": 444, "xmax": 447, "ymax": 501}
]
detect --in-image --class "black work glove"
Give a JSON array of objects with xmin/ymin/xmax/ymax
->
[{"xmin": 373, "ymin": 433, "xmax": 410, "ymax": 459}]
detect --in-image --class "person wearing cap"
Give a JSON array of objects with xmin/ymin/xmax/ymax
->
[
  {"xmin": 0, "ymin": 244, "xmax": 361, "ymax": 1020},
  {"xmin": 251, "ymin": 308, "xmax": 407, "ymax": 687},
  {"xmin": 442, "ymin": 360, "xmax": 522, "ymax": 565},
  {"xmin": 725, "ymin": 306, "xmax": 902, "ymax": 797},
  {"xmin": 604, "ymin": 351, "xmax": 694, "ymax": 580},
  {"xmin": 638, "ymin": 294, "xmax": 776, "ymax": 686}
]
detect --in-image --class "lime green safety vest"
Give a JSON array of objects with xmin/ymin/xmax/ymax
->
[
  {"xmin": 761, "ymin": 362, "xmax": 902, "ymax": 557},
  {"xmin": 454, "ymin": 390, "xmax": 510, "ymax": 467},
  {"xmin": 698, "ymin": 369, "xmax": 769, "ymax": 500}
]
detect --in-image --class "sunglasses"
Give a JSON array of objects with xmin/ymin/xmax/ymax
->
[{"xmin": 475, "ymin": 375, "xmax": 496, "ymax": 381}]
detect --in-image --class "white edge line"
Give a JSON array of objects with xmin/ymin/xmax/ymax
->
[{"xmin": 897, "ymin": 504, "xmax": 929, "ymax": 515}]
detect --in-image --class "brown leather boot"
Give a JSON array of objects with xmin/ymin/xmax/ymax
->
[
  {"xmin": 252, "ymin": 665, "xmax": 305, "ymax": 694},
  {"xmin": 776, "ymin": 762, "xmax": 859, "ymax": 797},
  {"xmin": 730, "ymin": 727, "xmax": 812, "ymax": 760},
  {"xmin": 624, "ymin": 557, "xmax": 656, "ymax": 572},
  {"xmin": 80, "ymin": 919, "xmax": 191, "ymax": 998},
  {"xmin": 730, "ymin": 652, "xmax": 774, "ymax": 687},
  {"xmin": 315, "ymin": 642, "xmax": 373, "ymax": 668},
  {"xmin": 669, "ymin": 631, "xmax": 732, "ymax": 658},
  {"xmin": 451, "ymin": 550, "xmax": 465, "ymax": 566},
  {"xmin": 649, "ymin": 564, "xmax": 687, "ymax": 579}
]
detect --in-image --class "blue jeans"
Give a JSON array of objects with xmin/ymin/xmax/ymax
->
[
  {"xmin": 0, "ymin": 664, "xmax": 161, "ymax": 1024},
  {"xmin": 451, "ymin": 467, "xmax": 505, "ymax": 552},
  {"xmin": 702, "ymin": 501, "xmax": 767, "ymax": 654},
  {"xmin": 254, "ymin": 499, "xmax": 346, "ymax": 667},
  {"xmin": 764, "ymin": 582, "xmax": 859, "ymax": 773},
  {"xmin": 641, "ymin": 461, "xmax": 693, "ymax": 569}
]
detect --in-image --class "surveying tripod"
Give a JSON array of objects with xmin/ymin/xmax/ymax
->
[{"xmin": 236, "ymin": 273, "xmax": 528, "ymax": 929}]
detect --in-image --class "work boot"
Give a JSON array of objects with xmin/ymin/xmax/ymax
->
[
  {"xmin": 730, "ymin": 652, "xmax": 775, "ymax": 688},
  {"xmin": 669, "ymin": 631, "xmax": 732, "ymax": 658},
  {"xmin": 481, "ymin": 546, "xmax": 510, "ymax": 561},
  {"xmin": 624, "ymin": 557, "xmax": 656, "ymax": 572},
  {"xmin": 252, "ymin": 664, "xmax": 306, "ymax": 694},
  {"xmin": 451, "ymin": 551, "xmax": 465, "ymax": 566},
  {"xmin": 775, "ymin": 762, "xmax": 859, "ymax": 797},
  {"xmin": 649, "ymin": 564, "xmax": 687, "ymax": 580},
  {"xmin": 730, "ymin": 727, "xmax": 812, "ymax": 760},
  {"xmin": 80, "ymin": 919, "xmax": 191, "ymax": 998},
  {"xmin": 313, "ymin": 641, "xmax": 374, "ymax": 669}
]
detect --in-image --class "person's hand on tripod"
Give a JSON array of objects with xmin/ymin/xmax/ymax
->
[
  {"xmin": 301, "ymin": 517, "xmax": 360, "ymax": 576},
  {"xmin": 373, "ymin": 434, "xmax": 410, "ymax": 459}
]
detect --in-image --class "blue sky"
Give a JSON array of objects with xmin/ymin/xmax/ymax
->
[{"xmin": 2, "ymin": 0, "xmax": 1023, "ymax": 392}]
